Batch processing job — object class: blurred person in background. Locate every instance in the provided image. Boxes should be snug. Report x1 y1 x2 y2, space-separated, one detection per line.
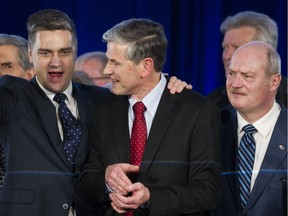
75 51 111 87
0 34 35 79
208 11 287 108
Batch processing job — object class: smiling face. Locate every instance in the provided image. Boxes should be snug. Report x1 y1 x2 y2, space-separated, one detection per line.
104 42 146 99
29 30 76 93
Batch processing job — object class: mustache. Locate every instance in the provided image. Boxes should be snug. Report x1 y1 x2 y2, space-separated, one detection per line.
230 89 247 95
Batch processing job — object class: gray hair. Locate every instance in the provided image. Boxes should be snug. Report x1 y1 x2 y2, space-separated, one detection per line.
239 41 281 76
220 11 278 49
27 9 78 54
266 44 281 76
103 18 167 72
76 51 108 68
0 34 33 70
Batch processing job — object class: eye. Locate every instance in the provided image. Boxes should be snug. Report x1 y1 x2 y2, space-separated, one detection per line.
227 71 234 77
243 74 252 79
39 51 51 57
59 49 72 56
1 63 13 69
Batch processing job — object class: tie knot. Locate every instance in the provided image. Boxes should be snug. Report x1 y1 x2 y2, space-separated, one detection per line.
133 101 146 115
53 93 67 104
242 124 257 134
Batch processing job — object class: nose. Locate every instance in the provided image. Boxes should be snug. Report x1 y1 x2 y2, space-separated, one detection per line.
103 62 113 75
223 47 235 63
227 74 243 88
50 54 61 67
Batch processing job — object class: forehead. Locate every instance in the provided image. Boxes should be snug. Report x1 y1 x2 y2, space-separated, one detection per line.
230 46 267 72
223 26 257 45
106 42 128 58
0 45 19 60
34 30 74 49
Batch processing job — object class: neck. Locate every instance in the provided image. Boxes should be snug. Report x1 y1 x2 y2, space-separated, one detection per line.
130 72 161 100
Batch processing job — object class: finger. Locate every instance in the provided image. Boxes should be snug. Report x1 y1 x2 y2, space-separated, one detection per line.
111 191 136 205
169 79 183 94
110 193 135 210
107 164 130 186
186 84 193 90
176 81 187 93
106 164 140 193
114 166 139 195
175 82 193 93
111 201 127 213
167 76 177 89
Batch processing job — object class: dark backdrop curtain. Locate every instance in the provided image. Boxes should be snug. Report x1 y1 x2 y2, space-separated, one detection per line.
1 0 286 95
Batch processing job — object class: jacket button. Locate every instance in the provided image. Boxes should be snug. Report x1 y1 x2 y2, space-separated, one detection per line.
62 203 69 210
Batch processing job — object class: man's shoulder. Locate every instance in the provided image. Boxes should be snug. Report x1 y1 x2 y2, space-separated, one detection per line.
163 88 220 115
175 88 215 106
0 75 30 87
73 82 111 102
220 105 236 122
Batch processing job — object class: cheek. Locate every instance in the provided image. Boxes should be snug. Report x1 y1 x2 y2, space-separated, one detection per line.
62 57 75 69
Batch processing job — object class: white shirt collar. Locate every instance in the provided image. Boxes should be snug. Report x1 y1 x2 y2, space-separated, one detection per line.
237 101 281 138
35 76 73 102
129 73 166 118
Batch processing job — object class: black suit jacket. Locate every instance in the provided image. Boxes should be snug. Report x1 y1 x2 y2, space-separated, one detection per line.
79 87 222 216
211 104 287 216
0 75 110 216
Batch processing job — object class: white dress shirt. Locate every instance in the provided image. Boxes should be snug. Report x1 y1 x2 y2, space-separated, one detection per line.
237 101 281 191
128 73 167 136
36 77 79 140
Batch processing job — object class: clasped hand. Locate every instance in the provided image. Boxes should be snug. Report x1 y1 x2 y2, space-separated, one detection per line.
105 163 150 213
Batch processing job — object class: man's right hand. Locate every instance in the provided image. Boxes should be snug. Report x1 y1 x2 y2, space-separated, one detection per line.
105 163 139 196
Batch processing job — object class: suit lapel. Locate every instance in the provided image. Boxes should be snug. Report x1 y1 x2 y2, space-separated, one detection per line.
245 108 287 212
30 78 71 168
222 108 241 210
141 89 179 173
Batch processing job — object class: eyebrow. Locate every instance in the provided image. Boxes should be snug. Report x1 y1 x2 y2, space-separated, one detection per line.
38 47 73 52
0 62 13 66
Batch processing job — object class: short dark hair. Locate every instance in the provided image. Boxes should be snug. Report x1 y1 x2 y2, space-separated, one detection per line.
27 9 78 53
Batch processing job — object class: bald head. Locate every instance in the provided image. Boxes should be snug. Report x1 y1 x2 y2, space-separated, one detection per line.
227 41 281 122
230 41 280 77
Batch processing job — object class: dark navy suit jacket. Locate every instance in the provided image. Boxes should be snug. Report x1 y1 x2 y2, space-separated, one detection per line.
211 104 287 216
0 75 110 216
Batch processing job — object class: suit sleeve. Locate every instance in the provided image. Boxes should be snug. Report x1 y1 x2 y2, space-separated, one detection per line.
147 100 222 215
76 107 110 206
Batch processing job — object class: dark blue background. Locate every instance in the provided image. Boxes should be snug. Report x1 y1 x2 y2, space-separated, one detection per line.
2 0 286 95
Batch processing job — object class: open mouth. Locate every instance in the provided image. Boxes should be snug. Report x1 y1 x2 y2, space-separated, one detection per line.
48 72 64 82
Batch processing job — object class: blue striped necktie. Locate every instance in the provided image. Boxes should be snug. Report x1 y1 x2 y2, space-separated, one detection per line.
53 93 82 167
238 124 257 209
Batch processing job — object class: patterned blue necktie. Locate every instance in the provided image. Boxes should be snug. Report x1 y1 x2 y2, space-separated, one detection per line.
53 93 82 167
238 124 257 209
